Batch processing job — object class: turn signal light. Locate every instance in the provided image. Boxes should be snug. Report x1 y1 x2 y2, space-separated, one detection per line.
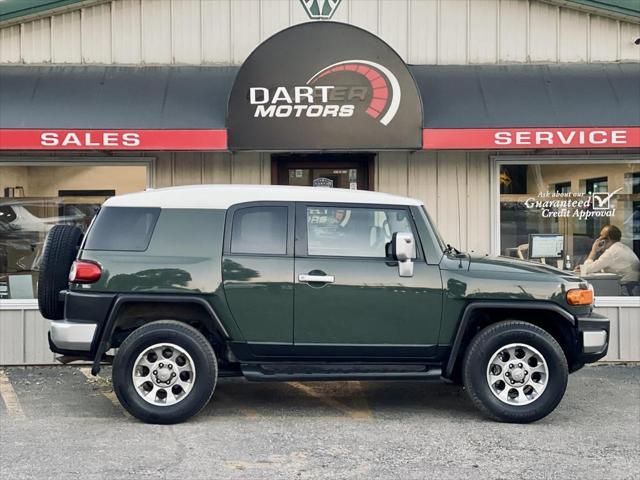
69 260 102 284
566 288 593 306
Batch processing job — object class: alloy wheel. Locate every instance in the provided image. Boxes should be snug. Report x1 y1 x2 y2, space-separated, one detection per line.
486 343 548 406
131 343 196 406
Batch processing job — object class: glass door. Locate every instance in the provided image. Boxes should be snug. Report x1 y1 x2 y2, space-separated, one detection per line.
273 154 372 190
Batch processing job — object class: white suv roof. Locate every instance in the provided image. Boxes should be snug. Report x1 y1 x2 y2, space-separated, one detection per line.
104 184 423 209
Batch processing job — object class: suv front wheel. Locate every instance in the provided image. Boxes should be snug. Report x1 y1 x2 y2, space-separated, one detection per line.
462 321 568 423
113 320 218 424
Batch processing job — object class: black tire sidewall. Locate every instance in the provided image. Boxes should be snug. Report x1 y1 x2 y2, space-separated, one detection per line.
463 324 568 423
113 322 217 424
37 225 82 320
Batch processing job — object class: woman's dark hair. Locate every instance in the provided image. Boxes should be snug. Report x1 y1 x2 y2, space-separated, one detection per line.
603 225 622 242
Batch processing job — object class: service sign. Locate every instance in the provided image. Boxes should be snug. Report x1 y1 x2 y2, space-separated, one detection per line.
422 127 640 150
227 22 423 151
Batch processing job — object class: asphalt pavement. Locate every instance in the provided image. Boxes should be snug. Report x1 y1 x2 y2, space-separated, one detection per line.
0 365 638 480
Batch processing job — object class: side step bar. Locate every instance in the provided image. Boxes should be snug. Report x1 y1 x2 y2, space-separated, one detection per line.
241 363 442 382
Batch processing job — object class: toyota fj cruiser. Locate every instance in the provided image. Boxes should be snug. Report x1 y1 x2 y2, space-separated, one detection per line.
40 185 609 424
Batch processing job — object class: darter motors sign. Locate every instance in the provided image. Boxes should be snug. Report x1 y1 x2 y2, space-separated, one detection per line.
248 59 401 125
227 22 422 151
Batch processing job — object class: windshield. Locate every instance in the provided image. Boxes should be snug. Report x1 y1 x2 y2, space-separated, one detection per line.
420 206 447 253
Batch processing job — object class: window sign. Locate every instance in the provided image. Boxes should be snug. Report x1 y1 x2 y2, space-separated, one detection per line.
312 177 334 188
498 160 640 297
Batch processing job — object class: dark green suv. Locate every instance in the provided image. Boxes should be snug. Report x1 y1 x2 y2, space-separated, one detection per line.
40 185 609 424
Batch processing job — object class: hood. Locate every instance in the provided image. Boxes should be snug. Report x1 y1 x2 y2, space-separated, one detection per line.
469 255 577 278
441 254 589 306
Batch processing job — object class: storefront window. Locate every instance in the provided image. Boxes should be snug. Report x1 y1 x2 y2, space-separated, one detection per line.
0 164 148 300
498 160 640 297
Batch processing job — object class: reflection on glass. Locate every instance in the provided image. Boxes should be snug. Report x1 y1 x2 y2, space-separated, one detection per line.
307 206 412 257
0 165 148 299
288 167 358 189
499 161 640 297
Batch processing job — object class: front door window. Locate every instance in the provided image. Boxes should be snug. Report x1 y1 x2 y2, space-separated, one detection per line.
305 206 413 257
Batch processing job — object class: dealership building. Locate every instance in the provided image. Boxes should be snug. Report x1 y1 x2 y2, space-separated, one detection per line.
0 0 638 365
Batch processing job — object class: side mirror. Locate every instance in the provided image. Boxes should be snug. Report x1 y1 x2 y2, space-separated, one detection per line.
392 232 416 277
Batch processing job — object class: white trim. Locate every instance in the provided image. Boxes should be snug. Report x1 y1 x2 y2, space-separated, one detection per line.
0 299 39 310
595 296 640 307
491 154 640 306
104 184 424 210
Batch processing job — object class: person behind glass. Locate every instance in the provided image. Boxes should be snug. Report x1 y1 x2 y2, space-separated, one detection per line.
576 225 640 295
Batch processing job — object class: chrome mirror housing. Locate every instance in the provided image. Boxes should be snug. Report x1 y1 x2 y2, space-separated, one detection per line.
393 232 416 277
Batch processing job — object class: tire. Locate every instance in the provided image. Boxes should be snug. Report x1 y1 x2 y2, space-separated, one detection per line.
113 320 217 424
462 320 568 423
37 225 83 320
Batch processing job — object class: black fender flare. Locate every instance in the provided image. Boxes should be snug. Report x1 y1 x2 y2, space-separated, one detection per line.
443 301 576 380
91 294 229 375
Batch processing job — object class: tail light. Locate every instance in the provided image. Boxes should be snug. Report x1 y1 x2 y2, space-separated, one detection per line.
69 260 102 284
566 287 593 306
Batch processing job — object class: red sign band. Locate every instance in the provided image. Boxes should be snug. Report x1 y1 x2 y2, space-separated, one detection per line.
0 127 638 151
422 127 640 150
0 129 227 150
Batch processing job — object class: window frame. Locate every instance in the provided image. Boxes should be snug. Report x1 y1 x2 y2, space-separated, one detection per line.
223 201 295 257
295 202 425 261
491 155 640 306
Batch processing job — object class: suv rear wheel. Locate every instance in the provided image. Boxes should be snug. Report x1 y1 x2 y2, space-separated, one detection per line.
113 320 217 424
462 320 568 423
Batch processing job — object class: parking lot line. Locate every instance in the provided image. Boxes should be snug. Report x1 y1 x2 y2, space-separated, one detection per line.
287 381 373 420
78 367 129 417
346 381 373 420
0 369 25 418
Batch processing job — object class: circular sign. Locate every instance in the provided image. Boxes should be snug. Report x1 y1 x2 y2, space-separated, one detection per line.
227 22 422 151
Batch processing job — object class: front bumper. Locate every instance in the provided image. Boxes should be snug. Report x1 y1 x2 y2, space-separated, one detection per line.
576 312 609 364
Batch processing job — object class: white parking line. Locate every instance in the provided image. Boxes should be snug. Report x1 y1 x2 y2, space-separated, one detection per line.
288 381 373 420
79 367 129 417
0 369 25 418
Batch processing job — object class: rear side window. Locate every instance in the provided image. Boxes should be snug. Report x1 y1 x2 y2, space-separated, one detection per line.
84 207 160 251
231 206 287 255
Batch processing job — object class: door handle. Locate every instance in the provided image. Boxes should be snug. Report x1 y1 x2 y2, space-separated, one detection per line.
298 274 335 284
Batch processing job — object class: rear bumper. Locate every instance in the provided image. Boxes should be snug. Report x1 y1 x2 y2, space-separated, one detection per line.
576 312 609 364
48 290 115 356
50 321 96 351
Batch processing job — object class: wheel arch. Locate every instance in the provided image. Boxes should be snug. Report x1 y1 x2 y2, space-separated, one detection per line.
443 302 579 382
91 294 229 375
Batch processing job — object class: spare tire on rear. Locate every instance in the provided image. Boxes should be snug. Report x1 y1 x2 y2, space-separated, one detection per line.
37 225 83 320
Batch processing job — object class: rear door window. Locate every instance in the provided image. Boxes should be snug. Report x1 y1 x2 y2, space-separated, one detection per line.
83 207 160 251
230 206 288 255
